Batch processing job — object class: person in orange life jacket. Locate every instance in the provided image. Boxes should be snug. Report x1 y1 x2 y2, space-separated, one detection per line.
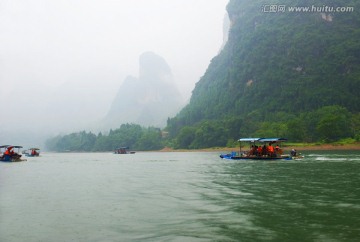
267 144 274 156
4 147 14 156
275 145 283 155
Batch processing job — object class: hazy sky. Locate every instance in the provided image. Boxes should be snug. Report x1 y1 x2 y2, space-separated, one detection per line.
0 0 229 145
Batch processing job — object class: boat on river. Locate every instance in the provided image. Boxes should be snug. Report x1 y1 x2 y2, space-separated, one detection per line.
23 148 40 157
114 147 135 154
220 138 303 160
0 145 27 162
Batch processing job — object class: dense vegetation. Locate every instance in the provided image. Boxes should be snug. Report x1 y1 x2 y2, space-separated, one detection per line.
45 124 163 152
45 104 360 151
166 0 360 148
46 0 360 151
169 105 360 149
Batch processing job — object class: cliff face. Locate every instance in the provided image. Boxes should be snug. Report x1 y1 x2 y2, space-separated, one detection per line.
105 52 184 128
170 0 360 127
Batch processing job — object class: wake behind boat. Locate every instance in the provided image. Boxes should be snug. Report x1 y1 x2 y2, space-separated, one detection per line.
220 138 303 160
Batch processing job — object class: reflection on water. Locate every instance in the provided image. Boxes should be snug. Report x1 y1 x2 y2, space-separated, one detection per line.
1 151 360 241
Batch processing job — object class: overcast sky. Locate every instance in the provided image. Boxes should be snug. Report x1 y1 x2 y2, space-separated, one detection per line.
0 0 229 145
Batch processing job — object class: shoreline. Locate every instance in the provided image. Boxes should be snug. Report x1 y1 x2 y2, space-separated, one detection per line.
158 143 360 152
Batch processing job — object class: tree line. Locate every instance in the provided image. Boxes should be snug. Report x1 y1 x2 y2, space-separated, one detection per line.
168 105 360 149
45 124 163 152
45 105 359 151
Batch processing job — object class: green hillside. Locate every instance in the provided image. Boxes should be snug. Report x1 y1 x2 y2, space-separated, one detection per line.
167 0 360 148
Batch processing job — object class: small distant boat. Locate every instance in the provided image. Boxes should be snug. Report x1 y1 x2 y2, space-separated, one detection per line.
0 145 27 162
114 147 135 154
220 138 303 160
290 148 305 160
24 148 40 157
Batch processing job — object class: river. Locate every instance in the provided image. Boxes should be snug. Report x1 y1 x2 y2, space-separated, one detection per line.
1 150 360 241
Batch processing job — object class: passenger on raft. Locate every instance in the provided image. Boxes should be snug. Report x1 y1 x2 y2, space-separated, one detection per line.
257 146 263 156
248 145 258 156
275 145 283 155
262 145 267 156
4 147 15 156
31 149 38 156
267 144 275 157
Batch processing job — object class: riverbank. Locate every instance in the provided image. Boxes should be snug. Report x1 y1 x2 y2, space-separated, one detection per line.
159 143 360 152
284 143 360 151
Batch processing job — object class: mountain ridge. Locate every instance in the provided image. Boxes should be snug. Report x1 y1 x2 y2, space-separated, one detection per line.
166 0 360 147
105 51 184 128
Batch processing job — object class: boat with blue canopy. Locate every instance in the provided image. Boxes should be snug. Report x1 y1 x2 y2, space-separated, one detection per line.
220 138 301 160
0 145 27 162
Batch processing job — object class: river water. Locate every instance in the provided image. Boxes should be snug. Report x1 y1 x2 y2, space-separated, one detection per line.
1 150 360 241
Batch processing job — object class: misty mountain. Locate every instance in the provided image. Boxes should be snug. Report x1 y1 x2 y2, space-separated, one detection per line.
167 0 360 146
104 52 184 128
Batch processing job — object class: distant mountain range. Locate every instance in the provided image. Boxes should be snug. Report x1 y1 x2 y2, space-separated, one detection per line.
104 52 184 128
